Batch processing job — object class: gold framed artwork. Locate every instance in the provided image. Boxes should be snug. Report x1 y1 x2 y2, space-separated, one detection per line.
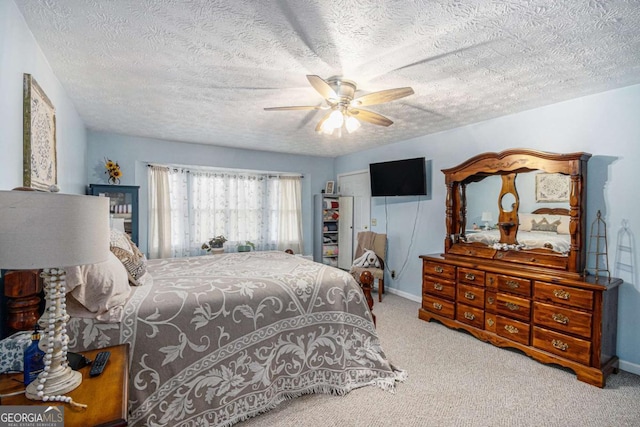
23 73 57 191
535 173 569 202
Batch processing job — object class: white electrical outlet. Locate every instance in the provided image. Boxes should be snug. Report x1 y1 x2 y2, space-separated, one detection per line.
371 218 377 226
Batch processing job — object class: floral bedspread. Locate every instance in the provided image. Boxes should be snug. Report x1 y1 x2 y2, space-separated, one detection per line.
68 251 404 426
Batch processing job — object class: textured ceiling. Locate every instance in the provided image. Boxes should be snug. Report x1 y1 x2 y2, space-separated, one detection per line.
16 0 640 157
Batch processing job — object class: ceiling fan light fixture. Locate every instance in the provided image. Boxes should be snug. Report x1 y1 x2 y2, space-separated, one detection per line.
345 115 361 133
326 109 344 129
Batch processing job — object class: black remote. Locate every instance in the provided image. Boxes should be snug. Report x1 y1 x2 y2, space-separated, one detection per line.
89 351 111 377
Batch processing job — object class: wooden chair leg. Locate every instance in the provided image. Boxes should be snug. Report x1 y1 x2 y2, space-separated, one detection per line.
378 278 384 302
359 271 376 326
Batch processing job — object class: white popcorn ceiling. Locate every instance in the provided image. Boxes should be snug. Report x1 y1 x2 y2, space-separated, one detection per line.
15 0 640 157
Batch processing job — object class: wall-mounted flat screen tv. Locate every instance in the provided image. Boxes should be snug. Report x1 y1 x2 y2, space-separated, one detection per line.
369 157 427 197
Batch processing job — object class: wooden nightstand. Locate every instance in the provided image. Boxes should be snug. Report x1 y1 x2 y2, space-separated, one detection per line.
0 343 129 426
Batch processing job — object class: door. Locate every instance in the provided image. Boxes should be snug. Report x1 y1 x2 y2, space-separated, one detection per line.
338 170 371 258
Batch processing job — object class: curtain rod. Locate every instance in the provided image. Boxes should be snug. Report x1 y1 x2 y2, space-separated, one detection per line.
147 163 304 178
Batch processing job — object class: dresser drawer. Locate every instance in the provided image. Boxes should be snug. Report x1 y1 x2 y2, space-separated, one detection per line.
485 291 497 313
534 281 593 311
533 327 591 365
423 277 456 300
533 302 592 339
456 303 484 329
423 260 456 281
457 268 485 287
496 274 531 297
422 295 455 319
497 293 531 322
496 316 530 345
457 283 485 309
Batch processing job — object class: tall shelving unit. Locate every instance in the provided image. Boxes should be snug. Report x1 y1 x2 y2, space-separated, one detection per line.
313 194 353 269
89 184 140 245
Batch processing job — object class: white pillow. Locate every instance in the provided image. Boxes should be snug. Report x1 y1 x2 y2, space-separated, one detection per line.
65 252 131 323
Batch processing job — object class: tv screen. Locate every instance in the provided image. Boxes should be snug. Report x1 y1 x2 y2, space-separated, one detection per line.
369 157 427 197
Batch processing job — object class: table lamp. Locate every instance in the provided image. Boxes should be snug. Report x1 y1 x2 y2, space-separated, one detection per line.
0 190 109 404
481 211 493 230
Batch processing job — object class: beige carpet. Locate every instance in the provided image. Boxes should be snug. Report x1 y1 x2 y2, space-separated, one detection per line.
239 293 640 426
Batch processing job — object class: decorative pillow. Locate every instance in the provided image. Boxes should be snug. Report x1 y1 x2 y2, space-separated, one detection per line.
64 251 131 323
531 217 561 232
519 213 570 234
109 229 151 286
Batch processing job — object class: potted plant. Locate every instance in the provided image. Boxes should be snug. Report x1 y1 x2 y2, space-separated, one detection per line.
237 241 255 252
201 235 227 254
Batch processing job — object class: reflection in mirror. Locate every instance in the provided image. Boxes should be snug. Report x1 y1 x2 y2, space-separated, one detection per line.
465 176 500 231
500 192 516 212
463 171 571 253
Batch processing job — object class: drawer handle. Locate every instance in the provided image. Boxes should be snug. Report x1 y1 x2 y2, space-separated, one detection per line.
464 291 476 300
433 283 444 291
552 339 568 351
465 273 476 281
552 313 569 325
505 302 520 311
505 280 520 289
489 277 495 285
487 297 495 304
553 289 570 300
434 266 444 273
504 324 519 334
487 318 495 327
464 312 475 321
432 302 443 310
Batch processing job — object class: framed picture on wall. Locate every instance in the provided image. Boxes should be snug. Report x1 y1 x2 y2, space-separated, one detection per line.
23 73 57 191
325 181 335 195
535 173 570 202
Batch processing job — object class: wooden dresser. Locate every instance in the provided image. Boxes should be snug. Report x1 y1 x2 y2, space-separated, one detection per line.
420 149 621 387
419 255 620 387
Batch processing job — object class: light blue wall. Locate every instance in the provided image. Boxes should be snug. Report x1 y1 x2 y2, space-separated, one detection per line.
0 1 88 193
336 83 640 373
87 131 334 256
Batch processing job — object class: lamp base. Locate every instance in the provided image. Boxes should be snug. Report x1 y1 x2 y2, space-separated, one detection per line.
25 368 81 400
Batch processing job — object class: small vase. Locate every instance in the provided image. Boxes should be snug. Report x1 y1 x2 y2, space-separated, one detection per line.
210 247 224 255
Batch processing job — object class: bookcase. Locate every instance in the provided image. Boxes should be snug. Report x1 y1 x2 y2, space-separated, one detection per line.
313 194 353 269
89 184 140 245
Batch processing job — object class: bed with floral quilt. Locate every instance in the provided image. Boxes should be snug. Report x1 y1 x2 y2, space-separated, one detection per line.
65 250 405 427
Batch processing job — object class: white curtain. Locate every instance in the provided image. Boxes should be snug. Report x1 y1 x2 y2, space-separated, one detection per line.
148 166 303 257
147 166 172 259
275 176 303 253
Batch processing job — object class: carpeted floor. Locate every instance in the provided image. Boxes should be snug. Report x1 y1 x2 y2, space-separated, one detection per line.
239 293 640 426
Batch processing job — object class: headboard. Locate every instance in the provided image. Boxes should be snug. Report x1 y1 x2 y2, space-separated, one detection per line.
442 149 591 275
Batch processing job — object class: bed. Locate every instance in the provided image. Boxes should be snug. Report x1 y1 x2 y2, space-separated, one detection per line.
462 208 572 254
64 249 404 427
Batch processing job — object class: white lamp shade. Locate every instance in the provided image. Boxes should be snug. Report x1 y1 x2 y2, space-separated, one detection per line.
0 191 110 269
481 212 493 222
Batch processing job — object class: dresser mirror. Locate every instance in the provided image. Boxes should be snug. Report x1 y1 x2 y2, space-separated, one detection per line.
442 149 590 275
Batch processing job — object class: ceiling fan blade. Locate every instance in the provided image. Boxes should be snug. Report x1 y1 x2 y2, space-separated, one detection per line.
350 108 393 127
315 111 333 132
307 75 338 101
352 87 414 107
264 106 324 111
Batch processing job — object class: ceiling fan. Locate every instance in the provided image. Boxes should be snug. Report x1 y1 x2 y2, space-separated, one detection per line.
264 75 414 134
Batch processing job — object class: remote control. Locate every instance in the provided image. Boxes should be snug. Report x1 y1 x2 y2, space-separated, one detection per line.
89 351 111 377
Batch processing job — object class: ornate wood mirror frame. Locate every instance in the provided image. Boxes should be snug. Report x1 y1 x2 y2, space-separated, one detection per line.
442 149 591 276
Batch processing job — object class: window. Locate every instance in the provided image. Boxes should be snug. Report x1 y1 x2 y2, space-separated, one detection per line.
148 166 303 258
